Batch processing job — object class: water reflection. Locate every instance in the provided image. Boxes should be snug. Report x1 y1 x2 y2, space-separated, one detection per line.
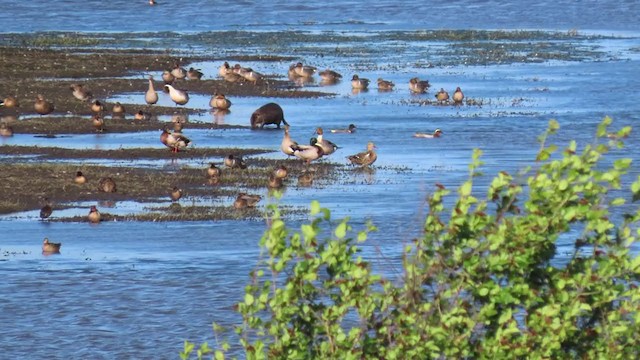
211 108 230 125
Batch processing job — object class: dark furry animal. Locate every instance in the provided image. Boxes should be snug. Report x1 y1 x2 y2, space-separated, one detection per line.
250 102 288 129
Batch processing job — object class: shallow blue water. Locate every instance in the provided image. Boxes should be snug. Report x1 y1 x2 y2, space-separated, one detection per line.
1 1 640 359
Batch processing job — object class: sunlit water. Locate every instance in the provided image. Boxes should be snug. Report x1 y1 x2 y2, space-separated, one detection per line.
1 1 640 358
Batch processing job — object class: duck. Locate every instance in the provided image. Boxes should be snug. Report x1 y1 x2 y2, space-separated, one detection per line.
330 124 356 134
209 93 232 110
409 77 430 93
149 0 157 5
293 62 317 77
224 154 247 169
241 69 263 83
170 186 183 202
187 67 204 80
319 69 342 83
347 142 377 167
134 110 151 121
0 122 14 137
70 84 93 101
164 84 189 106
92 114 105 132
34 94 54 115
453 87 464 104
377 78 395 91
414 129 443 138
273 165 288 179
315 127 338 155
162 70 175 84
90 100 105 113
40 198 53 220
146 75 159 105
160 128 191 152
435 88 449 103
98 177 117 193
1 96 18 108
219 61 233 77
280 125 299 157
88 205 101 223
112 102 125 117
351 75 370 90
207 163 221 178
42 238 61 254
74 171 87 184
223 71 244 83
233 193 262 209
171 63 187 80
268 174 283 189
293 138 324 165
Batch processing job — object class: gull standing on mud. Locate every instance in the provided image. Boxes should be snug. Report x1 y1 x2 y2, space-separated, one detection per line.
164 84 189 106
146 76 159 105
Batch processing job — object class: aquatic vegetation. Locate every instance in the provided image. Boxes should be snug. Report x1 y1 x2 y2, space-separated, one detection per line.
182 118 640 359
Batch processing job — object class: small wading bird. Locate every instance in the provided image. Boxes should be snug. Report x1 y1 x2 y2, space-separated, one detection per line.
347 142 377 167
42 238 61 254
146 76 159 105
70 84 93 101
34 94 54 115
414 129 443 138
160 128 191 153
74 171 87 184
164 84 189 106
330 124 356 134
435 88 449 103
409 77 430 93
453 86 464 104
377 78 395 91
88 205 101 223
40 198 53 220
351 74 370 90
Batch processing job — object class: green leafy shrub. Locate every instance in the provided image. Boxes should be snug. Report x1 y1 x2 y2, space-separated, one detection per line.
182 118 640 359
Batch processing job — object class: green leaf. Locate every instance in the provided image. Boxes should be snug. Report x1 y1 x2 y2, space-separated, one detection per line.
245 293 254 306
310 200 321 215
459 181 472 197
215 350 225 360
335 221 347 239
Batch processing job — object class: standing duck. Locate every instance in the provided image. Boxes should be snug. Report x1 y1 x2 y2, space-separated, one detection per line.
330 124 356 134
74 171 87 184
164 84 189 106
98 177 117 193
347 142 377 167
160 128 191 152
170 186 183 202
0 122 14 137
34 94 54 115
134 110 151 121
435 88 449 103
91 100 105 113
88 205 101 223
40 198 53 220
162 70 175 84
218 61 233 77
207 163 221 178
351 75 370 90
315 127 338 156
453 87 464 105
409 77 430 93
377 78 395 91
146 76 159 105
293 138 324 165
42 238 61 254
224 154 247 169
70 84 93 101
209 93 232 110
280 125 299 157
414 129 443 138
92 114 105 132
112 102 125 117
187 67 204 80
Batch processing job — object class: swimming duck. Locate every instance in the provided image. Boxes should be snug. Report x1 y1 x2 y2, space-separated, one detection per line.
347 142 377 167
1 96 18 108
146 76 159 105
293 62 317 77
315 127 338 155
162 70 175 84
209 93 232 110
414 129 443 138
171 63 187 80
170 186 183 202
293 138 324 165
75 171 87 184
453 87 464 104
34 94 54 115
268 173 283 189
330 124 356 134
70 84 93 101
207 163 221 178
134 110 151 121
42 238 61 254
0 122 14 137
233 193 262 209
351 75 370 90
92 114 105 132
112 102 125 117
98 177 117 193
40 198 53 220
149 0 157 5
164 84 189 106
377 78 395 91
160 128 191 152
273 165 288 179
224 154 247 169
187 67 204 80
280 125 299 157
435 88 449 103
319 69 342 82
88 205 101 223
409 77 430 93
219 62 233 77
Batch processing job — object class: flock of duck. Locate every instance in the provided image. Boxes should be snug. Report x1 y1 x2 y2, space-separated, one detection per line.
1 59 465 255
